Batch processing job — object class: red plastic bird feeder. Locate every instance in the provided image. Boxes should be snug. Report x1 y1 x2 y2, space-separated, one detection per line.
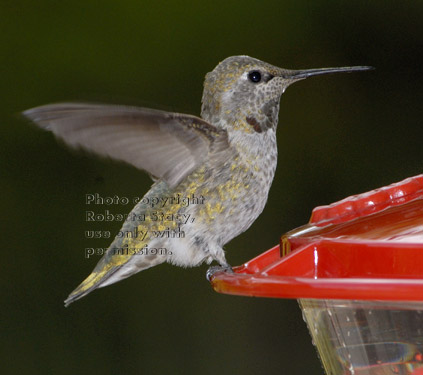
209 175 423 375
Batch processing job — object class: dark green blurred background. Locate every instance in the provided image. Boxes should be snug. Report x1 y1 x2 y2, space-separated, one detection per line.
2 1 423 374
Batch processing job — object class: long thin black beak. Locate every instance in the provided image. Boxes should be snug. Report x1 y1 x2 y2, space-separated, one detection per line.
285 66 374 80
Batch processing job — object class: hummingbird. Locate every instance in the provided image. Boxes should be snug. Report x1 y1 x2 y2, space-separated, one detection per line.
23 56 372 306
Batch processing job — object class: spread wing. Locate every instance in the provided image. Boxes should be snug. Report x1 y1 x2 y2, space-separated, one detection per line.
23 103 229 187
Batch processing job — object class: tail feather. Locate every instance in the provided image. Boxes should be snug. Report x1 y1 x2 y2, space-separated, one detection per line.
64 263 121 307
64 251 167 306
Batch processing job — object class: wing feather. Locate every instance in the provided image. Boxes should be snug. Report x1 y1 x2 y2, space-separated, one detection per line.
23 103 229 187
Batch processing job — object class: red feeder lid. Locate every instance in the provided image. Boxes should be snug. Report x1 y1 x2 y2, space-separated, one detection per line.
210 175 423 301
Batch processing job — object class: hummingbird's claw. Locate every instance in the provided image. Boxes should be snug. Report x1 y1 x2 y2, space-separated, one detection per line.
206 264 234 282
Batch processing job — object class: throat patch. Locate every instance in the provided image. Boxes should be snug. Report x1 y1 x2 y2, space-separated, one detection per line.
246 116 262 133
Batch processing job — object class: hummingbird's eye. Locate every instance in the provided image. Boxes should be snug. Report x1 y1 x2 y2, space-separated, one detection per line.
248 70 262 83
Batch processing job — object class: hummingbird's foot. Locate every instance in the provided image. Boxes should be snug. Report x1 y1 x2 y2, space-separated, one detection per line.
206 264 234 282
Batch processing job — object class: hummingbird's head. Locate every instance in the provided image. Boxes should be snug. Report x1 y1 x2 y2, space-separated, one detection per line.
201 55 288 133
201 55 372 134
